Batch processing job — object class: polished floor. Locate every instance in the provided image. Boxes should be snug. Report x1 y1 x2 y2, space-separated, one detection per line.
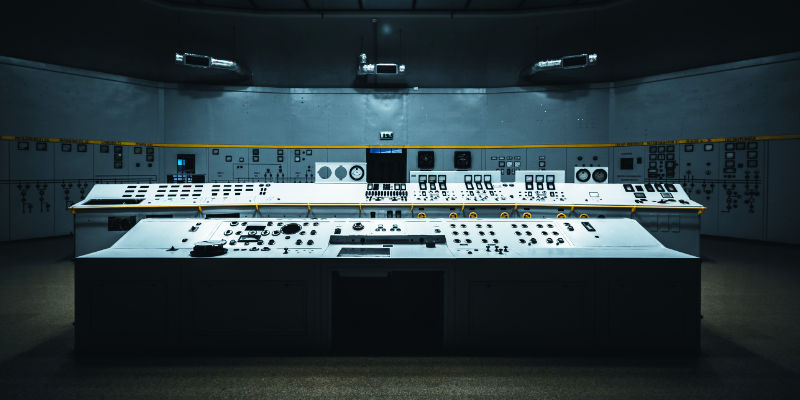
1 236 799 399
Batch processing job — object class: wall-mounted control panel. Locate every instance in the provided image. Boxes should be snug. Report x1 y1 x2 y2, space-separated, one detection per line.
3 138 788 248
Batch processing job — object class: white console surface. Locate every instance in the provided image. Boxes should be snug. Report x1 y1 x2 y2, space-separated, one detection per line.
84 218 693 259
72 182 703 209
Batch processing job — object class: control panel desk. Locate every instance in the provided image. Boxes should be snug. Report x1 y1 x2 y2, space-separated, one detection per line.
71 182 704 256
76 218 700 355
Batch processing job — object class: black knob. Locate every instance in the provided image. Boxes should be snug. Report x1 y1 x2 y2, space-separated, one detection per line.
190 240 227 257
281 223 302 235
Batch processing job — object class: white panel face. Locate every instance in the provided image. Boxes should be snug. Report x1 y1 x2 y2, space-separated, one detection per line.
409 170 501 188
86 218 692 260
74 182 703 209
573 167 609 184
314 162 366 183
514 170 565 190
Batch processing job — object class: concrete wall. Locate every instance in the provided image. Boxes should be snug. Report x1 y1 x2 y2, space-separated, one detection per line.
0 59 164 143
163 86 609 146
609 53 800 142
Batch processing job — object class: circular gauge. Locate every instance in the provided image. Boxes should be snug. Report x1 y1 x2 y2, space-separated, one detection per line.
575 168 591 182
592 168 608 183
334 166 347 180
317 166 332 180
349 165 365 181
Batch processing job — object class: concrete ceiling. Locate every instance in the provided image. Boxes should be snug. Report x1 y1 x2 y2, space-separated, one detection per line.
1 0 798 88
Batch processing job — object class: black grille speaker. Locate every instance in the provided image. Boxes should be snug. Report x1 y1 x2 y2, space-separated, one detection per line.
417 151 435 169
454 151 471 169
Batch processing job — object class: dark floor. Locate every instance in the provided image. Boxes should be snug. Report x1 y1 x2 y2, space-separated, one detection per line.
1 236 799 399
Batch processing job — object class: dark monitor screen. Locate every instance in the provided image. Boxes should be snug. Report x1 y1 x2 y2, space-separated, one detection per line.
620 157 634 170
366 148 407 183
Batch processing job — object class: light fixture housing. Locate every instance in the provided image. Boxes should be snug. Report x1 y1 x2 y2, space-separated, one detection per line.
526 53 598 76
357 53 406 76
175 52 244 74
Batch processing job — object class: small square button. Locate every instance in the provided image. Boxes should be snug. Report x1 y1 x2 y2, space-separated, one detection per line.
212 148 220 155
306 149 312 156
61 143 72 152
146 147 154 155
294 156 300 162
77 144 87 152
277 156 283 162
225 155 232 162
133 146 142 154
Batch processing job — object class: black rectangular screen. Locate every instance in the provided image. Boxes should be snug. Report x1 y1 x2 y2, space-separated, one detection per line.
620 157 634 170
366 149 407 183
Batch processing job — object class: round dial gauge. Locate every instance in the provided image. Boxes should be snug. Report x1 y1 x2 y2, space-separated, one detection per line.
592 168 608 183
575 168 591 182
349 165 365 181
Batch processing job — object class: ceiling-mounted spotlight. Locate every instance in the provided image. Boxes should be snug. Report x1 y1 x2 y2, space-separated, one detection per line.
175 52 244 75
357 53 406 76
525 53 598 76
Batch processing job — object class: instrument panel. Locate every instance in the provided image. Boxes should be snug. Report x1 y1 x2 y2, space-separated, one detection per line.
90 217 691 259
